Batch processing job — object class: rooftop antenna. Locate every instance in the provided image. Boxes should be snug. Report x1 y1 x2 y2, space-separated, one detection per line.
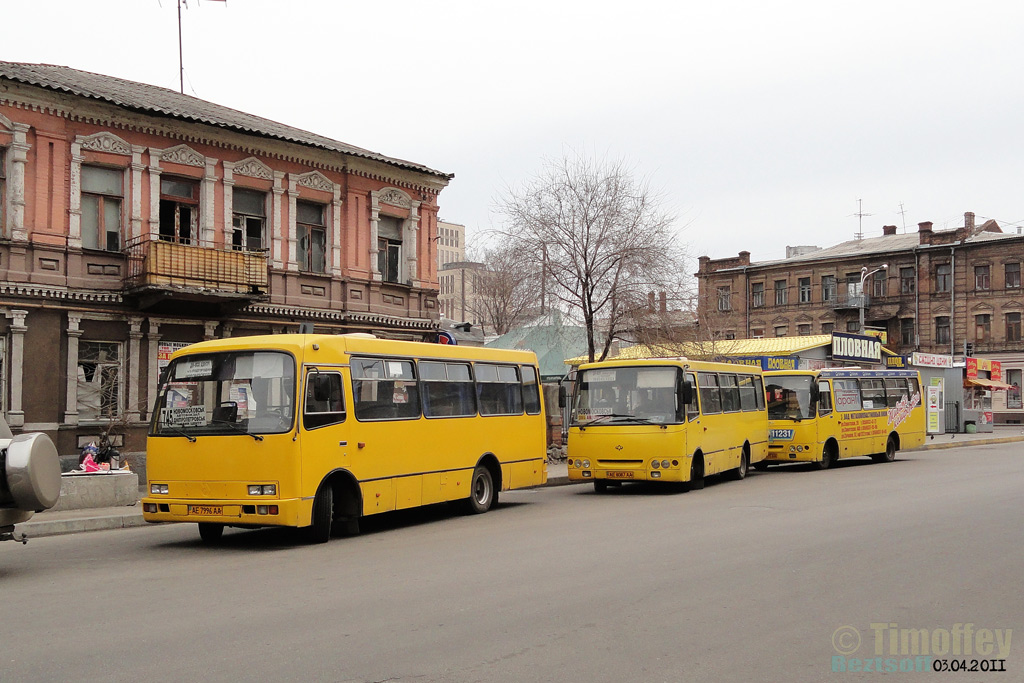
177 0 185 93
850 199 873 240
898 202 908 234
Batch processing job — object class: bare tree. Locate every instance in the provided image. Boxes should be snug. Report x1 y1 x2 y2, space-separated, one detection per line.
497 151 689 362
469 242 540 336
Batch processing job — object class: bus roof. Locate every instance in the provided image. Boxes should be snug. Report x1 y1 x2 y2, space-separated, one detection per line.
168 334 539 365
577 357 764 374
764 368 919 379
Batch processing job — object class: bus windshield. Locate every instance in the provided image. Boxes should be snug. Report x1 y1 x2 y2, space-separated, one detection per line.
152 351 296 437
765 375 814 421
572 366 681 425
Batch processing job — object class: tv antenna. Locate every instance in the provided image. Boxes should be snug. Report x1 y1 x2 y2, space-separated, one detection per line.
850 199 873 240
898 202 908 233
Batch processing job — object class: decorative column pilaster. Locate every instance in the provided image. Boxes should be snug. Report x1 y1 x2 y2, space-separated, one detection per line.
369 191 381 281
202 157 217 244
332 185 343 274
127 317 144 422
6 309 27 427
272 171 285 268
223 161 236 249
146 319 162 420
9 123 31 242
130 146 145 242
64 313 83 426
407 200 421 286
147 149 163 239
68 140 84 248
286 175 299 271
204 321 219 341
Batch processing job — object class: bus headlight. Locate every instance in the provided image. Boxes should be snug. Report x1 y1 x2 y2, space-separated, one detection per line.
150 483 169 495
248 484 277 496
661 460 671 469
581 460 591 469
651 460 660 469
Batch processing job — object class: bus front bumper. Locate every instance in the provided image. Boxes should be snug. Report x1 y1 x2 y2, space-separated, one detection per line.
141 497 305 527
765 444 821 462
566 461 688 484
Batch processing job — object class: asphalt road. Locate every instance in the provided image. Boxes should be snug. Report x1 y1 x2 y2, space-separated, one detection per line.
2 444 1022 682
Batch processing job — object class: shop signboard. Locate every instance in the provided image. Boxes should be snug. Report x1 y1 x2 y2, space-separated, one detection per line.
911 352 953 368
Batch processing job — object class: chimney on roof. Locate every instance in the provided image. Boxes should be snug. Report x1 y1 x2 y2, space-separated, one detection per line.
882 225 897 236
659 291 667 313
918 221 934 245
965 212 975 230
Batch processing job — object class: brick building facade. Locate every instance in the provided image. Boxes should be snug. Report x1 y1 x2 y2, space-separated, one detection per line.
696 213 1024 422
0 62 452 454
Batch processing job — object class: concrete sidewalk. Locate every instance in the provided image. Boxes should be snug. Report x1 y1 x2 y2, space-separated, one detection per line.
14 426 1024 540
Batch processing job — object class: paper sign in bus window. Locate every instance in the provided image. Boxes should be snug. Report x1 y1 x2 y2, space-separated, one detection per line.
178 359 213 379
166 405 206 427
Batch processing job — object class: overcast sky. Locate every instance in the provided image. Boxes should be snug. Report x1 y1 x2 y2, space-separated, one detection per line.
4 1 1024 266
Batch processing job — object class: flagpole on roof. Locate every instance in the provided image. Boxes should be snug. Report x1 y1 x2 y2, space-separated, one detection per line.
178 0 185 93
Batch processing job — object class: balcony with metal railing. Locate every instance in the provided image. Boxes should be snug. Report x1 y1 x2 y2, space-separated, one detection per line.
123 235 268 310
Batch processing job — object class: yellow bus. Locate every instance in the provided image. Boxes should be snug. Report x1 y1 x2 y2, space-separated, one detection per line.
762 368 925 469
142 334 547 543
564 358 768 491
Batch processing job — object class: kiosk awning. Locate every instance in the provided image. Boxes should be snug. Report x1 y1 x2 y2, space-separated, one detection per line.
964 378 1014 390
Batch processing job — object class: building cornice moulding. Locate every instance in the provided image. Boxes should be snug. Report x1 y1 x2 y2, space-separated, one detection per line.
0 281 123 303
0 84 446 196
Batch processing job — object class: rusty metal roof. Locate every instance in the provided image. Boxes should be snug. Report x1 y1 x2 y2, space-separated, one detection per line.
0 61 452 180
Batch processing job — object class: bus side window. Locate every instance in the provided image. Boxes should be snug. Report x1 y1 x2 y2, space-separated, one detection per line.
697 372 722 414
720 374 741 412
521 365 542 415
884 378 905 407
753 376 765 410
685 372 700 421
738 374 758 411
304 372 346 430
817 381 833 416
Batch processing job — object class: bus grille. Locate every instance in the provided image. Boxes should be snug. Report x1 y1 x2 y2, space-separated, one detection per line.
596 459 644 467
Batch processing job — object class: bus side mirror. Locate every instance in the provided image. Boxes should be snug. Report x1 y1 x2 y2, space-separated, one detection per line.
810 384 820 406
311 373 330 402
558 383 567 408
679 380 693 405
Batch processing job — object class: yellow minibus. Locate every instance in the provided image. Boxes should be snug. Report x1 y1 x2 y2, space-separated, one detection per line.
142 334 547 542
565 358 768 490
762 368 925 468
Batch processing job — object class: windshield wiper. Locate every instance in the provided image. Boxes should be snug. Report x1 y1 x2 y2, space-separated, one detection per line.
162 425 197 442
579 413 665 429
211 419 264 441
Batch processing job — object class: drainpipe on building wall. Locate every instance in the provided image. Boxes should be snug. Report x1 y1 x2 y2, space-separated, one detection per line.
743 266 750 338
950 246 956 358
914 247 921 348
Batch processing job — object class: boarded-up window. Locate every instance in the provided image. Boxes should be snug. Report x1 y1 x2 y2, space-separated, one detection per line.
78 341 122 420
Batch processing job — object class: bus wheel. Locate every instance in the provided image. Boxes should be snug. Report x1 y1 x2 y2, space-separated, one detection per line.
465 466 495 514
198 523 224 543
728 448 749 481
687 456 705 491
816 444 836 470
593 480 609 493
873 437 897 463
306 484 333 544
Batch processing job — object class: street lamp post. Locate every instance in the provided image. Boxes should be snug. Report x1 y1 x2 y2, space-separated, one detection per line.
859 264 889 334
